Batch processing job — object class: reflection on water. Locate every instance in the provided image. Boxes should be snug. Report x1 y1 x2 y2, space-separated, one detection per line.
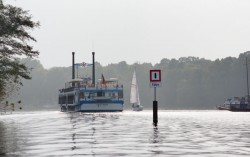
0 121 7 155
150 126 162 144
1 111 250 156
0 117 24 157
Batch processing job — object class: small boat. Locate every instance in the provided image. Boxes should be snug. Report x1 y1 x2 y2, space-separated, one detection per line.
218 56 250 112
58 52 124 112
217 96 250 111
130 70 143 111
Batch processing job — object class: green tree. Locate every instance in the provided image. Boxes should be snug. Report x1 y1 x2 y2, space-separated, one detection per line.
0 0 39 100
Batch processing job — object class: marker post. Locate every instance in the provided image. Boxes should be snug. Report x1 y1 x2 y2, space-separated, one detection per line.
150 70 161 126
153 87 158 125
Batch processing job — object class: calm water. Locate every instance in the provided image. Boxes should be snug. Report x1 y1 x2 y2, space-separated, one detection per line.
1 110 250 157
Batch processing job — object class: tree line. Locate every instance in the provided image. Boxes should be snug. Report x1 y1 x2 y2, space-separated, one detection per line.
11 52 250 110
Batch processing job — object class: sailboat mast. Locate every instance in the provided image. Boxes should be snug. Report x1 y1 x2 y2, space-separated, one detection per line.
136 74 140 105
72 52 75 79
246 56 249 104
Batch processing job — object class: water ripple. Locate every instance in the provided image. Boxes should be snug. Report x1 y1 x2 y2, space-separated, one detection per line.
1 111 250 156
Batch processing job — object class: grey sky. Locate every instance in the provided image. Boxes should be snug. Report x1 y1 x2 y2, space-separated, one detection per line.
8 0 250 69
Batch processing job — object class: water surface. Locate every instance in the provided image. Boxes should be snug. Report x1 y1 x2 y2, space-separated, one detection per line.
1 110 250 156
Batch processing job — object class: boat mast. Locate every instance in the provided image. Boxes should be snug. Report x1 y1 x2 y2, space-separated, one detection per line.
72 52 75 79
246 56 249 104
92 52 95 85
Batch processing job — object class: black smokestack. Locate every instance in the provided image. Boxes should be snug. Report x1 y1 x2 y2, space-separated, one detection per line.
72 52 75 79
92 52 95 85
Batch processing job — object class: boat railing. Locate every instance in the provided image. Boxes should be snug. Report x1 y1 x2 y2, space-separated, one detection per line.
95 84 123 89
59 83 123 93
59 87 75 93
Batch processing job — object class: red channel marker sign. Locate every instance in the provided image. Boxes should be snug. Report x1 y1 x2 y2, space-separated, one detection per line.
150 70 161 87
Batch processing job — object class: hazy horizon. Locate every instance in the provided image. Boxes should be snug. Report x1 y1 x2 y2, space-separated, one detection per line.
24 52 248 70
7 0 250 69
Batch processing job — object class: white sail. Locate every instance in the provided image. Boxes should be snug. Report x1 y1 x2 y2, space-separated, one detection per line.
130 71 139 104
130 71 143 111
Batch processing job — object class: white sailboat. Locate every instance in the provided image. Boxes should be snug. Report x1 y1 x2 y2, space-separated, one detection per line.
130 71 143 111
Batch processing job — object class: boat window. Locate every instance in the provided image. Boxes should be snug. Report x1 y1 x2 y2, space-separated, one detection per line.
88 92 95 98
97 91 104 97
80 92 84 99
67 95 74 104
118 91 123 98
59 95 67 104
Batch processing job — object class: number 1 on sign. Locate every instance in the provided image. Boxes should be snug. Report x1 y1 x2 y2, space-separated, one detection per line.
152 72 159 80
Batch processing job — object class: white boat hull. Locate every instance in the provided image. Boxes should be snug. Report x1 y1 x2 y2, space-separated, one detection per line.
60 103 123 112
80 103 123 112
132 105 143 111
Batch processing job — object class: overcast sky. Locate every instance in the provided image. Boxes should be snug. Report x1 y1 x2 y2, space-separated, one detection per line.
7 0 250 69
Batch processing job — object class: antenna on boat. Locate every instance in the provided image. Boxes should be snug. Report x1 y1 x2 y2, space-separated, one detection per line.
92 52 95 85
72 52 75 79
